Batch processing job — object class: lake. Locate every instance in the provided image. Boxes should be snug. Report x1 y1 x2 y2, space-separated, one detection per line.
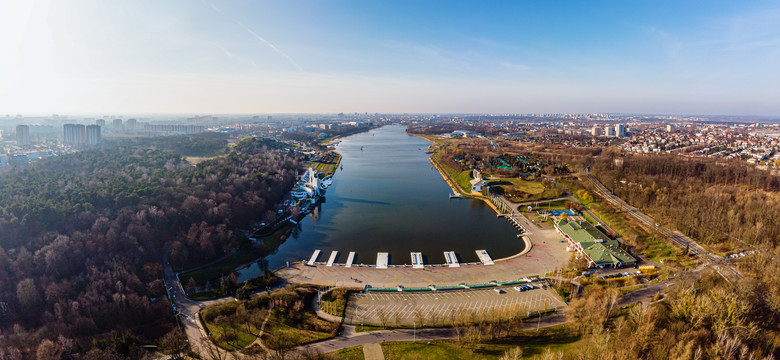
237 124 523 280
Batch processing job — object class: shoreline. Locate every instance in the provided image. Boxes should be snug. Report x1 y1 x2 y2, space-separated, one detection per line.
410 131 529 260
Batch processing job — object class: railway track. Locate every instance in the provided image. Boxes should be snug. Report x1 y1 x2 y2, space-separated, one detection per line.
585 174 741 281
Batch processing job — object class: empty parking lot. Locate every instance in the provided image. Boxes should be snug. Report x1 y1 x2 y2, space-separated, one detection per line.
343 286 566 327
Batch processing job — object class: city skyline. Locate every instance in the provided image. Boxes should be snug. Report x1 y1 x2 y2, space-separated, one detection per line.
2 0 780 115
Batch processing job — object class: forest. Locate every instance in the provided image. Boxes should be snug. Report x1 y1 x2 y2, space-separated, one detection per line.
590 151 780 251
0 134 304 358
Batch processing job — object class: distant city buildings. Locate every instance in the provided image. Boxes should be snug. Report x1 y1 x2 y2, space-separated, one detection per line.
96 119 106 127
63 124 86 145
16 125 30 146
126 118 137 130
606 126 616 137
592 126 602 136
86 125 101 145
143 124 205 135
113 119 123 130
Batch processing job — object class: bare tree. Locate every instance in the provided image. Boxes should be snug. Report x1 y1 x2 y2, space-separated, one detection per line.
200 336 233 360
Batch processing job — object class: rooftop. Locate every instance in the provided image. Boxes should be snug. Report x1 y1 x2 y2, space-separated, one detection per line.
556 219 635 265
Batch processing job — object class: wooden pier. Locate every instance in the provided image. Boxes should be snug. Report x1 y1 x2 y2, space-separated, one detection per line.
411 252 424 269
308 249 321 266
345 251 356 268
444 251 460 267
326 251 338 267
376 252 389 269
475 250 494 265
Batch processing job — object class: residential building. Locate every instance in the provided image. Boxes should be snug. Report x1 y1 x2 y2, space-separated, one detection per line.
616 124 627 137
63 124 86 145
16 125 30 146
86 125 101 145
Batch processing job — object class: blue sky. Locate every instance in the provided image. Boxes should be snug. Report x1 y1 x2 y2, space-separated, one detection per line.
1 0 779 115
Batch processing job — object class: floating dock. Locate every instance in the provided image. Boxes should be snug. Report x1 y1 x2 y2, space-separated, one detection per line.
444 251 460 267
476 250 494 265
345 251 356 268
326 251 338 267
411 252 424 269
376 252 389 269
308 249 321 265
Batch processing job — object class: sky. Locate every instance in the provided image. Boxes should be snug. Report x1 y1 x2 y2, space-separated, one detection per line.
1 0 780 115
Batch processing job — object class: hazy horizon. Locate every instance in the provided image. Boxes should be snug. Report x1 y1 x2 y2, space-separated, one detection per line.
2 1 780 115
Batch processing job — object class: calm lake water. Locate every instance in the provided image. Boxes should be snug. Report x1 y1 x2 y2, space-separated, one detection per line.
236 125 523 281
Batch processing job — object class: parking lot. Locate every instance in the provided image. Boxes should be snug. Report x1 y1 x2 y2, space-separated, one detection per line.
343 286 566 327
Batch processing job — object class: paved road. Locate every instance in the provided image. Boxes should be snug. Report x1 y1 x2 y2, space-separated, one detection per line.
162 258 233 355
299 313 570 355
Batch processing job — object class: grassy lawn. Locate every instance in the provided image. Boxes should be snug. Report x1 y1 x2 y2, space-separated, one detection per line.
433 152 473 193
204 318 260 350
262 312 338 348
381 325 583 359
355 325 386 333
329 345 365 359
201 286 340 351
528 199 570 210
311 152 341 176
487 178 545 195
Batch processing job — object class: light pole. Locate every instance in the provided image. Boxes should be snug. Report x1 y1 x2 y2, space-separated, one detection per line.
413 321 416 342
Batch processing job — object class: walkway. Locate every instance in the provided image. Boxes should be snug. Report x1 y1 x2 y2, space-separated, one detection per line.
363 343 385 360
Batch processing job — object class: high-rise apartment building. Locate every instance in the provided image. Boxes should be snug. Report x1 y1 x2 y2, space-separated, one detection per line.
63 124 86 145
606 126 616 137
592 126 602 136
86 125 101 145
113 119 123 129
126 118 137 130
616 124 627 137
96 119 106 127
16 125 30 146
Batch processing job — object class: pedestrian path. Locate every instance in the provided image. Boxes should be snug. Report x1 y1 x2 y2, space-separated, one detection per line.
363 343 385 360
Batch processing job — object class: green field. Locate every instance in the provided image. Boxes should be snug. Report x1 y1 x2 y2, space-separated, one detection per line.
204 319 259 350
487 178 545 195
330 345 365 359
201 286 339 351
381 325 582 359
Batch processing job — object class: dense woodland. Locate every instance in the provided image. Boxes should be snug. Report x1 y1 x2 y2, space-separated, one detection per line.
0 134 304 358
591 152 780 250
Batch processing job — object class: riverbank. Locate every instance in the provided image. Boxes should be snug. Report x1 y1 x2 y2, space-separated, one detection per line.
412 132 505 217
